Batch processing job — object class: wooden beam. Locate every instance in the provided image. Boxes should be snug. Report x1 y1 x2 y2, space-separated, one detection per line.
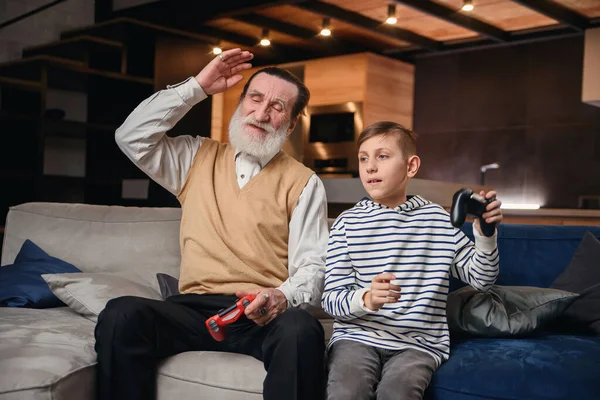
390 26 584 60
233 13 316 40
210 0 310 19
393 0 510 42
296 1 442 51
511 0 589 32
233 13 380 55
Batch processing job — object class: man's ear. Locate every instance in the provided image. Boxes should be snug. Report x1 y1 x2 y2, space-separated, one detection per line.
407 155 421 178
286 118 298 137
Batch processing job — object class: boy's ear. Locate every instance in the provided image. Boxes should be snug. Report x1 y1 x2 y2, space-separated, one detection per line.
407 155 421 178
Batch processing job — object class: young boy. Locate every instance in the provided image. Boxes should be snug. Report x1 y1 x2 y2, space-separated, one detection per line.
322 121 503 400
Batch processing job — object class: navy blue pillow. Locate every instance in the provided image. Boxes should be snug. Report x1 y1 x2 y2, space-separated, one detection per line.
0 239 81 308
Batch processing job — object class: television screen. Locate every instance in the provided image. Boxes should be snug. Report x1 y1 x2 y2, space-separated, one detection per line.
309 112 355 143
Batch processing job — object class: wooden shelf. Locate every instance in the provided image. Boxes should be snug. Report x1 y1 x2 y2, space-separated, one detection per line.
0 76 41 91
42 175 122 185
61 17 216 44
0 112 116 138
0 55 153 92
23 36 124 65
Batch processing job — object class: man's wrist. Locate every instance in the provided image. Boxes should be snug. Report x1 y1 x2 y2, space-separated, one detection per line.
168 77 207 107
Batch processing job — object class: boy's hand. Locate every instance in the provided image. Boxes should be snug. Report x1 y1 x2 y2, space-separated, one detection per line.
364 273 401 311
474 190 503 235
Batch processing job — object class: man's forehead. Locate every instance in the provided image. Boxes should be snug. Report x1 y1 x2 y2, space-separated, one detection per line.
248 73 298 101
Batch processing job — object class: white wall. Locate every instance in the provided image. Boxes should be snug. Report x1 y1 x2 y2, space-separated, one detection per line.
0 0 94 63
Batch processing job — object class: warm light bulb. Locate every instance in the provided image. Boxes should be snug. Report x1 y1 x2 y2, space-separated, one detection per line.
320 28 331 36
260 28 271 46
386 4 397 24
462 0 474 11
212 47 222 55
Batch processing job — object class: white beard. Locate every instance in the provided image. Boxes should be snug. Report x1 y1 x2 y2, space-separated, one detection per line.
228 106 290 160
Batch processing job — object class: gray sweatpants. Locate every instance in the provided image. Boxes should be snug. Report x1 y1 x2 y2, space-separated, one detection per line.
326 340 438 400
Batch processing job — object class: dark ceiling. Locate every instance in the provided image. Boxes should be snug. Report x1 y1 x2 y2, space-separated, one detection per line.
109 0 600 65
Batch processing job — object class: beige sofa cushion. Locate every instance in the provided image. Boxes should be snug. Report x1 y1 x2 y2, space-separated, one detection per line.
1 203 182 292
157 352 264 400
0 308 96 400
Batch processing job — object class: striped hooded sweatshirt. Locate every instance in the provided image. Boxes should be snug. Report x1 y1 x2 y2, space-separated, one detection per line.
322 195 499 366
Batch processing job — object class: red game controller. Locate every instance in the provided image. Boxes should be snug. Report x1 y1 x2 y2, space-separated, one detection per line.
205 294 256 341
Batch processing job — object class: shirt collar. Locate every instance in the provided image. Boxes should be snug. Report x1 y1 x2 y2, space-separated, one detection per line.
234 148 279 169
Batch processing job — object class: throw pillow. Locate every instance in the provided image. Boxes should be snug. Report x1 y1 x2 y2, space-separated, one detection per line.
156 273 180 299
42 272 163 322
446 285 578 337
0 239 81 308
551 231 600 335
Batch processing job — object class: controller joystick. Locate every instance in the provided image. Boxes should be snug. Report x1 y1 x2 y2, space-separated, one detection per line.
450 188 496 237
205 294 256 341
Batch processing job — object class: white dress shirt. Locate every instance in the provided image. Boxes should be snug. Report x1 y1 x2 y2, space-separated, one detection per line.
115 76 328 308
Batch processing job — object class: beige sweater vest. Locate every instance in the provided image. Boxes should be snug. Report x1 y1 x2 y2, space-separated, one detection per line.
177 138 314 295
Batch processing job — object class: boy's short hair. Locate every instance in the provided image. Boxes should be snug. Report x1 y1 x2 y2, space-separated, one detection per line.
357 121 418 159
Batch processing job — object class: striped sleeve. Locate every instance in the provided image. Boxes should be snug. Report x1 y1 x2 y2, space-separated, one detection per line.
450 227 499 291
321 218 369 320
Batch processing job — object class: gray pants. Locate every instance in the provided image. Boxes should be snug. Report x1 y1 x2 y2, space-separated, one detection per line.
326 340 437 400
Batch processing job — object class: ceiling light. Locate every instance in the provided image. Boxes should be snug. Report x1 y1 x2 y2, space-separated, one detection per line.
260 28 271 46
386 4 397 24
462 0 474 11
212 46 222 55
320 17 331 36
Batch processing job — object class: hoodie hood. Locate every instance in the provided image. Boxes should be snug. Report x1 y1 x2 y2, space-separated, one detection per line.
357 195 431 212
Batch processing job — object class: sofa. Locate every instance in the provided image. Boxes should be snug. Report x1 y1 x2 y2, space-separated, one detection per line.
1 201 599 400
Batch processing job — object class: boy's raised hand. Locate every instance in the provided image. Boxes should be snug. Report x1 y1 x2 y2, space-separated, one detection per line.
364 273 401 311
474 190 503 235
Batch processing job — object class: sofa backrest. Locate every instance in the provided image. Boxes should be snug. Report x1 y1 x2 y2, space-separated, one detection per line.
461 222 600 288
1 202 182 291
3 202 598 292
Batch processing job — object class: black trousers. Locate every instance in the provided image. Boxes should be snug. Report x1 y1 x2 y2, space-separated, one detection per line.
94 293 325 400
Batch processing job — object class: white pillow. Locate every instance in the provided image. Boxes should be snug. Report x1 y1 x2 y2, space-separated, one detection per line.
42 272 162 322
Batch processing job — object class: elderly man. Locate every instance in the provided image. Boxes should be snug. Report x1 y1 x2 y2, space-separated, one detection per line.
94 48 329 400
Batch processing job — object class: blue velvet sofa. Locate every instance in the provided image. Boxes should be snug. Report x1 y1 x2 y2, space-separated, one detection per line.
426 223 600 400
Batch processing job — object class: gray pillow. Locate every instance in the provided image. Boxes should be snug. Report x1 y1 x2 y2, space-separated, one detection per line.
42 272 163 322
446 285 579 337
156 273 180 300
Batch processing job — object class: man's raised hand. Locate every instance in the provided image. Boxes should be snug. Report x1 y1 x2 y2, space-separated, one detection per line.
195 48 254 96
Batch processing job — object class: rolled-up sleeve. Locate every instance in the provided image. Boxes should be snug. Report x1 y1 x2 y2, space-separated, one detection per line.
278 175 328 308
115 76 207 195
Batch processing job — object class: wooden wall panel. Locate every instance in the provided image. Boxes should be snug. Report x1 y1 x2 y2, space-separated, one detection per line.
414 36 600 209
303 53 367 106
154 37 213 139
364 53 414 128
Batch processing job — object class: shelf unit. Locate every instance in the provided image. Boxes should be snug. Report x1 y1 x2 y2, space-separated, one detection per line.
0 19 173 225
0 17 219 226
